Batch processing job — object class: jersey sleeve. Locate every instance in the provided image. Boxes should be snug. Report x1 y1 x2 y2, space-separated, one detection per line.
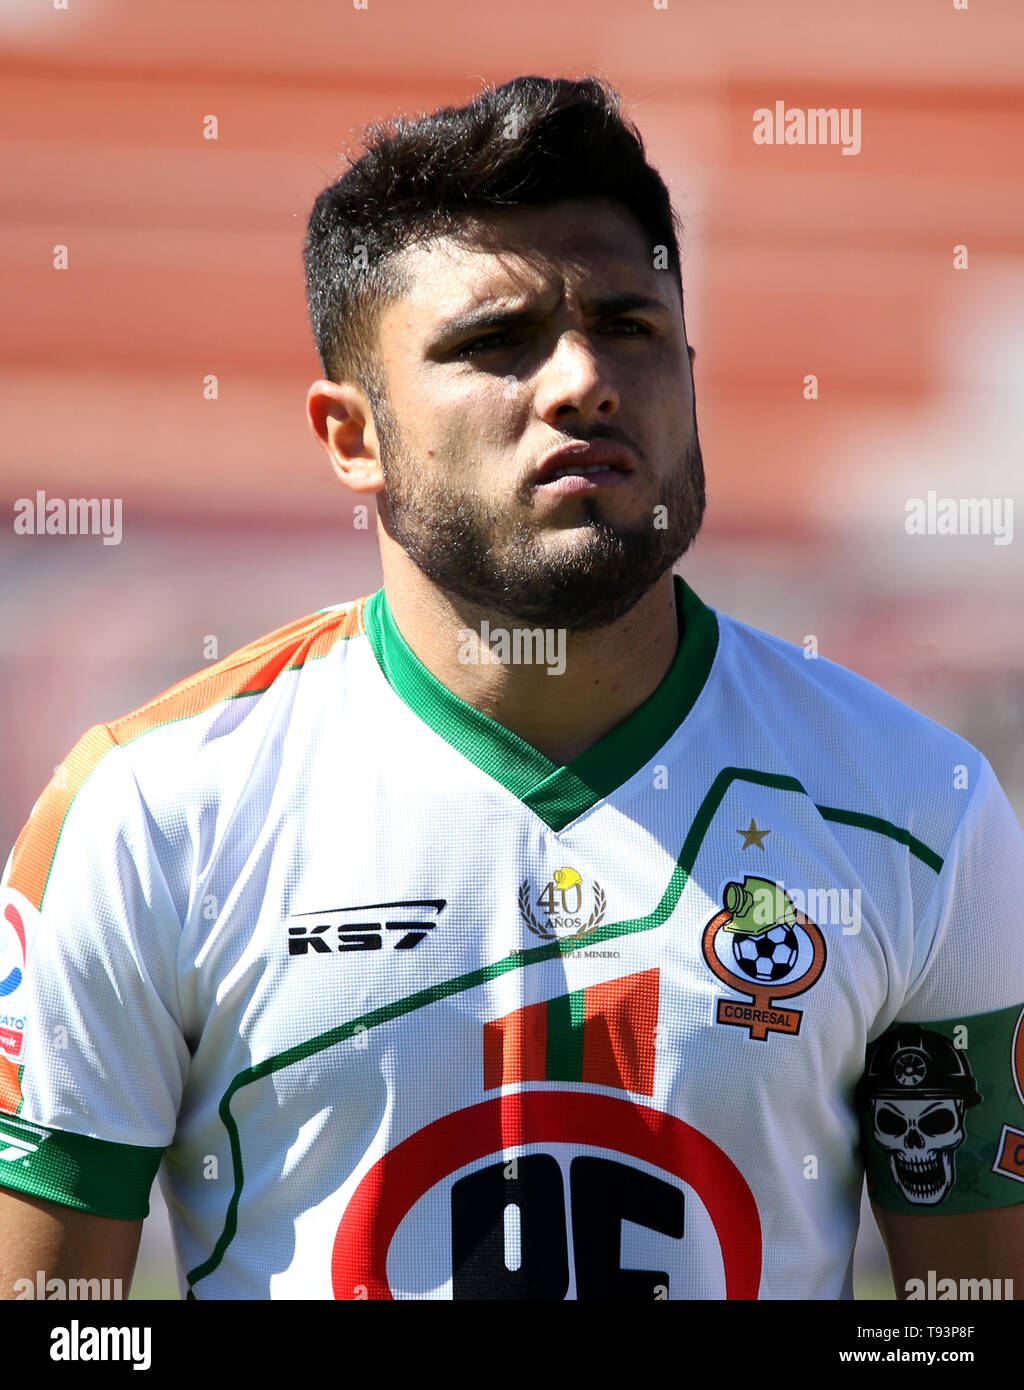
856 752 1024 1214
0 724 188 1219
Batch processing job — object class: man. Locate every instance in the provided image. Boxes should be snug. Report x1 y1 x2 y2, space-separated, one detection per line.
1 75 1022 1300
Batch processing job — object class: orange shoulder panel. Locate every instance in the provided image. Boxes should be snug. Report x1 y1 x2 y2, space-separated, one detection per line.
6 598 368 911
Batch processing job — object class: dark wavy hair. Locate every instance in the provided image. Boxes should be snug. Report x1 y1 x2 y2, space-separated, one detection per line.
303 75 684 406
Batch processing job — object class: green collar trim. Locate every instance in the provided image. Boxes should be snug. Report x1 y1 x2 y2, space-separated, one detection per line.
363 574 718 831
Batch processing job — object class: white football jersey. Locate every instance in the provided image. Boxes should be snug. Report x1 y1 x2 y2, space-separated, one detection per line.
2 574 1024 1300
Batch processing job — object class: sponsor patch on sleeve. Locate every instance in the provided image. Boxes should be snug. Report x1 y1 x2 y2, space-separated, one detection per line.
0 887 38 1113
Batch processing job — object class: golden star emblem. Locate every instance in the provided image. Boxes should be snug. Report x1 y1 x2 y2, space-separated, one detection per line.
737 818 770 850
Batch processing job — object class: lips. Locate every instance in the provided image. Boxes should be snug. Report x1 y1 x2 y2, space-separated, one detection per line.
531 439 636 486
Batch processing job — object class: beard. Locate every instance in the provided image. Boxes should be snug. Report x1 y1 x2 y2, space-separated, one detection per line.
371 393 706 633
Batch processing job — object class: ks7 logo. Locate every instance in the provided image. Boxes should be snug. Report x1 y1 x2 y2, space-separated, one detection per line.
287 899 446 956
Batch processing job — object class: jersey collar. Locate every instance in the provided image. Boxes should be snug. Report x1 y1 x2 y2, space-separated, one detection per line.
362 573 718 832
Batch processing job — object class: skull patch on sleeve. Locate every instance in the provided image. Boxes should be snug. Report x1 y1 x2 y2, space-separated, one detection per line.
858 1025 982 1206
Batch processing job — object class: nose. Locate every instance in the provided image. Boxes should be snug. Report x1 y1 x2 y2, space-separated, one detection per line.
535 331 620 426
906 1126 925 1150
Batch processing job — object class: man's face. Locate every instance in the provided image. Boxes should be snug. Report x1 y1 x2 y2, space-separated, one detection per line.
369 197 705 631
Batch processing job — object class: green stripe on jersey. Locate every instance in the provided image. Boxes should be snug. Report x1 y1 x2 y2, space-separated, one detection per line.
546 989 586 1082
363 574 719 831
0 1111 162 1219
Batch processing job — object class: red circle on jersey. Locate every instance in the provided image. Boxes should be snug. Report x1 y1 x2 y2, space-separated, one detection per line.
331 1090 761 1299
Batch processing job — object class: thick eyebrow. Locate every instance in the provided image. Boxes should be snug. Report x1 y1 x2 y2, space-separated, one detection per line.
429 292 672 349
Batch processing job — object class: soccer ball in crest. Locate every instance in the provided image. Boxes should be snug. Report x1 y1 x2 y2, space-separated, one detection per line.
732 924 799 982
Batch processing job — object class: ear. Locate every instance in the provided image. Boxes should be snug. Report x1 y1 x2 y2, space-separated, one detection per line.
306 379 386 494
687 344 696 367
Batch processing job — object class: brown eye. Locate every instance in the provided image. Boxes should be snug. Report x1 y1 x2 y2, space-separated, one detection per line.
457 333 514 357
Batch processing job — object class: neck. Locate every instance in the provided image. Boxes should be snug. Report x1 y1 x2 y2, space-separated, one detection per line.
378 544 681 766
